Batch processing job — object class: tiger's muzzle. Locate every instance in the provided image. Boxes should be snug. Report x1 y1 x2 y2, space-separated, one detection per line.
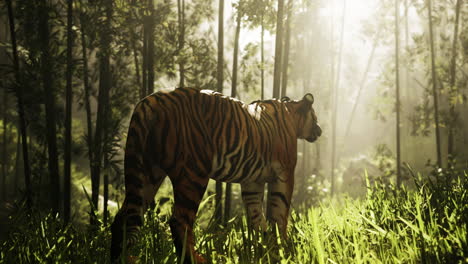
305 125 322 142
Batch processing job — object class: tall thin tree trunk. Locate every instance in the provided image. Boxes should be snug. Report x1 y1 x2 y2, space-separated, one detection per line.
129 7 142 98
281 0 292 98
131 37 142 94
128 1 142 97
142 15 148 97
178 0 185 88
79 2 94 188
427 0 442 168
331 0 345 197
215 0 225 222
261 14 264 99
2 89 7 200
328 0 335 195
395 0 402 187
447 0 461 158
103 153 109 224
272 0 285 98
404 0 414 164
7 0 32 209
404 0 410 98
147 0 155 94
39 0 60 214
231 8 241 100
14 131 21 193
64 0 74 223
91 0 113 225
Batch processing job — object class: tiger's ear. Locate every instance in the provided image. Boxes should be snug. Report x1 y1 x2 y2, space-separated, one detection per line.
298 93 314 114
281 96 290 102
303 93 314 104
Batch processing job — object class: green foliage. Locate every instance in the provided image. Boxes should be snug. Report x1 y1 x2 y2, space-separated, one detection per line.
2 169 467 263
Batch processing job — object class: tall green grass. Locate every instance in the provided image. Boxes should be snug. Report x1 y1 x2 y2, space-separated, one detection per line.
1 170 467 263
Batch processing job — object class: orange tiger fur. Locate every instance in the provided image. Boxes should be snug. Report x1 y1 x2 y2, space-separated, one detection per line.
110 87 321 263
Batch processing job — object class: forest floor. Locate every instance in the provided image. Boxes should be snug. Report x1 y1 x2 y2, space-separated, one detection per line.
0 171 467 263
0 202 13 241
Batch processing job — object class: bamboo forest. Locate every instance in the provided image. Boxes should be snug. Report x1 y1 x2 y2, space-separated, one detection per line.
0 0 467 263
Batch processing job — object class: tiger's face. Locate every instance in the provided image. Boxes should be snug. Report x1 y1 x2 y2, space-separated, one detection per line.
297 94 322 142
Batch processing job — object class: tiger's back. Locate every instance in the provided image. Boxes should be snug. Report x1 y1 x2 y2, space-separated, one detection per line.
133 88 291 184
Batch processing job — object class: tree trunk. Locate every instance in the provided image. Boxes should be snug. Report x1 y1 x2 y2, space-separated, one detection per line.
79 4 94 192
7 0 32 209
178 0 185 88
215 0 224 222
395 0 402 187
2 88 7 200
427 0 442 168
91 0 113 225
64 0 74 223
331 0 346 197
14 130 21 194
261 17 264 100
103 153 109 224
39 0 60 214
129 13 142 97
404 0 414 164
147 0 155 94
272 0 284 98
142 19 148 97
328 1 335 196
280 0 292 98
447 0 461 158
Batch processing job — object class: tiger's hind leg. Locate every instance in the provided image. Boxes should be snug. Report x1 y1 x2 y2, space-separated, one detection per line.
266 175 294 238
110 164 166 263
169 168 209 264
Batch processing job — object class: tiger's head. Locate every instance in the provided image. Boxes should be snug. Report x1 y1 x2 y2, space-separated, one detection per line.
284 94 322 142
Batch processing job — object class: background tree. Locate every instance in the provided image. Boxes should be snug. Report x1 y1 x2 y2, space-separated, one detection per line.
427 0 442 168
178 0 185 88
330 0 346 196
280 0 293 97
91 0 113 225
1 87 7 201
272 0 285 98
395 0 401 187
39 0 60 214
64 0 74 223
447 0 462 158
6 0 32 209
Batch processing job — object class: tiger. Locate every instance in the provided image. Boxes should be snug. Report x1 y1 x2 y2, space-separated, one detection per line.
110 87 322 263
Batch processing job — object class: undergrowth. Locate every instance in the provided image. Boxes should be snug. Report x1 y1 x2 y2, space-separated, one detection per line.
1 169 467 263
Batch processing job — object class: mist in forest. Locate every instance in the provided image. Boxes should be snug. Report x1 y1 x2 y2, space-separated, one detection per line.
0 0 467 262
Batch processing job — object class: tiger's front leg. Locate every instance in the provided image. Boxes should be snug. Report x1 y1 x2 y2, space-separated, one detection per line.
266 175 294 238
241 182 267 231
